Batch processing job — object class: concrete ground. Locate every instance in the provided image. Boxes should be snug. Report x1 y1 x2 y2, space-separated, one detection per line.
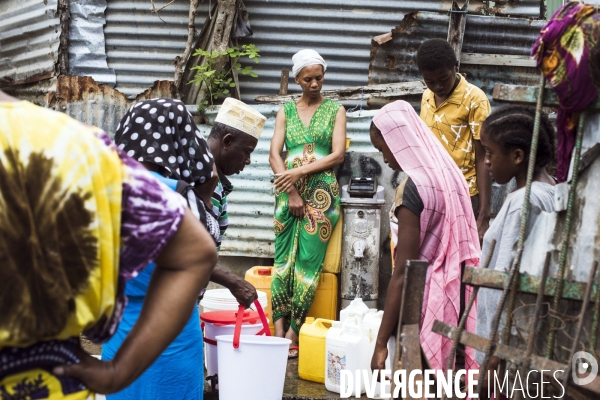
204 358 371 400
83 338 370 400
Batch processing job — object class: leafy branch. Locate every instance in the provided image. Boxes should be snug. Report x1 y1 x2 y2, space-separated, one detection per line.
189 44 260 111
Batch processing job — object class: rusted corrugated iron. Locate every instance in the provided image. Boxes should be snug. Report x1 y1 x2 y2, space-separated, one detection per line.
0 0 67 87
368 11 545 108
54 75 177 134
235 0 543 103
3 77 58 106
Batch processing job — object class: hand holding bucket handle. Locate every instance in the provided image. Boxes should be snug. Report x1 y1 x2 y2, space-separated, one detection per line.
233 300 271 348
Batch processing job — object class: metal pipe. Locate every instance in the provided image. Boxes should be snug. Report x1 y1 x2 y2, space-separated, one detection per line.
502 76 547 346
591 269 600 352
561 261 598 393
546 111 589 359
442 240 495 400
513 254 551 400
476 74 546 396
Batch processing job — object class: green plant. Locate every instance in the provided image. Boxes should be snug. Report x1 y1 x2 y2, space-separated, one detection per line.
190 44 260 111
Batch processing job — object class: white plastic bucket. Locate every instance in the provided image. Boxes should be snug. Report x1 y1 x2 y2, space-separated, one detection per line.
199 289 268 313
216 334 291 400
202 314 268 379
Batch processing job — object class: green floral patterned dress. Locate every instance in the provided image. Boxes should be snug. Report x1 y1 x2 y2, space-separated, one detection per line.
271 98 342 335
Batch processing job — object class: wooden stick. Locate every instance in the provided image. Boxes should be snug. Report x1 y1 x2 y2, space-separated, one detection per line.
279 68 289 95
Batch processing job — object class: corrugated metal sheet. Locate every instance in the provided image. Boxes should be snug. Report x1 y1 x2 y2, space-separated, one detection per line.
368 12 545 108
234 0 543 104
2 77 58 106
0 0 62 86
3 75 178 133
198 105 379 257
103 0 209 98
69 0 117 86
54 76 178 133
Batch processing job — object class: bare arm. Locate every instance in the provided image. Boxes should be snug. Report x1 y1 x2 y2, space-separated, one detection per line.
269 107 288 176
210 266 258 309
474 139 491 242
273 106 346 193
269 107 305 217
56 209 218 393
371 206 420 372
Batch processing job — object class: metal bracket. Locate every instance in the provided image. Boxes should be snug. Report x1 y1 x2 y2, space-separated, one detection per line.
462 266 598 302
492 83 600 110
391 260 428 397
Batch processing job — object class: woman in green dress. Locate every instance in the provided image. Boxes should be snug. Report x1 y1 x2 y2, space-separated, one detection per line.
269 49 346 358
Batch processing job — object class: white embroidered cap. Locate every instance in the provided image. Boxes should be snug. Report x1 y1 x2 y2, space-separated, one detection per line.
215 98 266 140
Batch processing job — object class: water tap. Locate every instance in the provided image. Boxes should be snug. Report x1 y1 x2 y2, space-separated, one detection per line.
353 239 366 259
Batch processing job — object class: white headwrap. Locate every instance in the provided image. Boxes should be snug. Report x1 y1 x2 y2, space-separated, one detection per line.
292 49 327 78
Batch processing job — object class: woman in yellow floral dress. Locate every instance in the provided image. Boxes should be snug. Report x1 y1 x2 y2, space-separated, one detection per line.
269 49 346 358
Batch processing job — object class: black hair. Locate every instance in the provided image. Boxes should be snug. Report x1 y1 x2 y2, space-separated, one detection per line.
482 105 556 171
370 121 383 138
416 39 457 72
208 121 248 141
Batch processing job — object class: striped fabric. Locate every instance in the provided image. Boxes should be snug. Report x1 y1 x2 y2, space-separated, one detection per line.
211 170 233 249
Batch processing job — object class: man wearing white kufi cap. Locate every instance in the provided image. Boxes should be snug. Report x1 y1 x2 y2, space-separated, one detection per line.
206 97 266 246
194 98 267 348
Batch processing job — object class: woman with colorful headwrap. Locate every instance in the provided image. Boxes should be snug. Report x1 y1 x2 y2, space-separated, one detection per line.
531 1 600 182
104 98 262 399
368 101 481 376
0 90 217 399
269 49 347 358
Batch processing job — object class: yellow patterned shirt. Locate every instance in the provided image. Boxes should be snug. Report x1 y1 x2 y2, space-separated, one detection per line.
420 75 490 196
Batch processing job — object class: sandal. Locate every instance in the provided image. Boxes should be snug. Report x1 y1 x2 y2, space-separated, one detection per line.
288 345 299 359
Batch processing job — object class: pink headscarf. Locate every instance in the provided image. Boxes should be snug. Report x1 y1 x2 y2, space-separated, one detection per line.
373 100 481 372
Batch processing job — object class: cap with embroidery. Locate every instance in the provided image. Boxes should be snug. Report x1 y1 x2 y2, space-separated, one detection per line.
214 98 266 139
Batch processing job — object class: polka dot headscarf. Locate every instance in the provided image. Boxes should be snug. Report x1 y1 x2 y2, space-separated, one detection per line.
114 98 214 186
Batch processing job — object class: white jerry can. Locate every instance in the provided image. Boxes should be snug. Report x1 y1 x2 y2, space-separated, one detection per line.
339 297 370 323
325 316 369 396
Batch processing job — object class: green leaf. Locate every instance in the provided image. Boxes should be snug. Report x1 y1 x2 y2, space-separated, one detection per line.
223 89 229 94
229 82 237 87
249 72 258 78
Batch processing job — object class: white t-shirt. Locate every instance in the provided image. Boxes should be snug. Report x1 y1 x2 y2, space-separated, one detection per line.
475 181 555 364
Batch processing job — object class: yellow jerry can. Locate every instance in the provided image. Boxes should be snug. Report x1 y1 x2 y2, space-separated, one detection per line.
245 268 339 334
298 317 334 383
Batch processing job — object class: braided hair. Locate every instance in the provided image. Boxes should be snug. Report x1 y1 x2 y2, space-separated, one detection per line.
481 105 556 171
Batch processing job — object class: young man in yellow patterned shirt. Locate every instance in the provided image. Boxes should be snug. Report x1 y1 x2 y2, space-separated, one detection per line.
417 39 491 242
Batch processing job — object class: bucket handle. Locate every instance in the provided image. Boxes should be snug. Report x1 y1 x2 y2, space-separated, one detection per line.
233 299 271 349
